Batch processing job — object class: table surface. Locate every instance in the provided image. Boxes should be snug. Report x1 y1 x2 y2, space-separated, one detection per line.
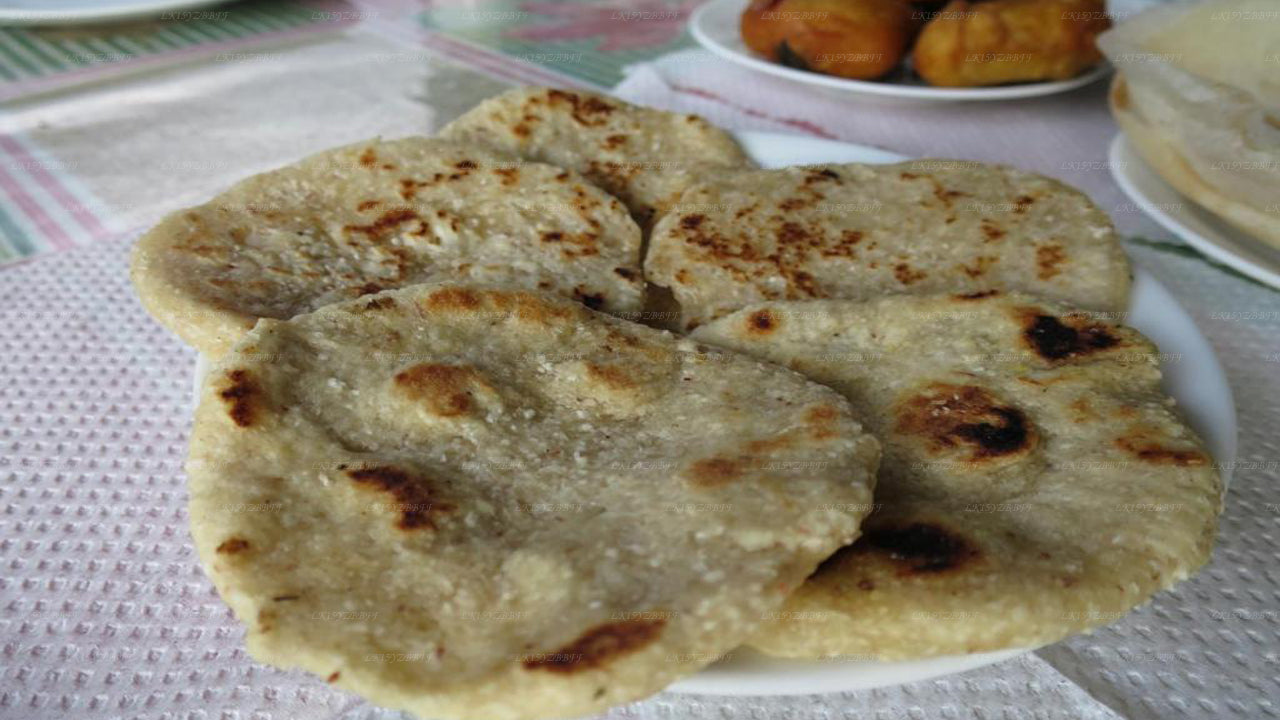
1 2 1277 720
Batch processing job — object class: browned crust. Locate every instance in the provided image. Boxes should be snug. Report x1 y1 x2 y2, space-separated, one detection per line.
219 370 260 428
216 537 251 554
1116 428 1209 467
688 457 744 488
343 465 456 531
895 383 1036 462
523 618 666 673
857 522 981 575
1018 309 1120 362
394 363 484 417
747 308 779 334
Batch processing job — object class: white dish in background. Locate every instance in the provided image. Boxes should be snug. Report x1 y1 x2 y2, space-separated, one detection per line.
191 131 1238 696
1110 134 1280 290
0 0 229 25
689 0 1110 103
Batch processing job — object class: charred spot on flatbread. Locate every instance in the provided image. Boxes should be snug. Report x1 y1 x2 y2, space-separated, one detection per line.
687 457 744 488
1116 427 1209 466
362 296 397 311
343 464 456 531
573 288 607 311
219 370 261 428
216 537 251 555
393 363 495 418
1036 243 1068 280
1020 310 1119 361
545 89 617 127
523 619 666 673
895 383 1036 462
858 522 980 575
894 262 927 286
344 208 422 242
747 308 779 334
955 290 1001 301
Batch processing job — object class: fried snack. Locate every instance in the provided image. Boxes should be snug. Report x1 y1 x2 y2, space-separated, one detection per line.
909 0 949 18
741 0 916 80
912 0 1110 87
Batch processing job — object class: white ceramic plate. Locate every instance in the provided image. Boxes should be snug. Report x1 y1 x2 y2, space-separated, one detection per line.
1110 134 1280 290
668 131 1238 695
191 131 1238 696
689 0 1110 103
0 0 229 25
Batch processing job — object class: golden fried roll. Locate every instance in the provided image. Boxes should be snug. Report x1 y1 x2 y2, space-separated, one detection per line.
741 0 916 80
912 0 1110 87
910 0 949 13
741 0 794 59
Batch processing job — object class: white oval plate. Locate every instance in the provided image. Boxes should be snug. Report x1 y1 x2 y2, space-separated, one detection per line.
1109 134 1280 290
0 0 228 25
193 131 1237 696
690 0 1110 103
666 131 1238 695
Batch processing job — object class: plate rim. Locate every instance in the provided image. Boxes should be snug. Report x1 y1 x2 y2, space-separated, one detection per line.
689 0 1110 102
1108 133 1280 290
190 130 1238 698
0 0 229 25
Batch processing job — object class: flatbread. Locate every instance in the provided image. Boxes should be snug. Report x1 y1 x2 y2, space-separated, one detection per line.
439 86 754 229
188 283 880 719
646 161 1131 330
693 292 1221 660
1110 75 1280 250
131 137 643 358
1098 0 1280 250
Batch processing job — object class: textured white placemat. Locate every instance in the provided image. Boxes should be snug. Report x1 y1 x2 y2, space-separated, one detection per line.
0 235 1276 720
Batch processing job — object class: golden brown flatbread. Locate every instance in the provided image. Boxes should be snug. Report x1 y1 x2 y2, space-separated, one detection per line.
132 137 643 357
440 86 754 229
694 291 1221 660
188 283 881 719
646 161 1131 330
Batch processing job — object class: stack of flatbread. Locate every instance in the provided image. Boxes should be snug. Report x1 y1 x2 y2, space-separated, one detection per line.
132 87 1222 720
1101 0 1280 250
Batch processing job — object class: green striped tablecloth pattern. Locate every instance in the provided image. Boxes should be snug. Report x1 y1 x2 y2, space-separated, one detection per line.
417 0 699 89
0 0 358 102
0 0 362 263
